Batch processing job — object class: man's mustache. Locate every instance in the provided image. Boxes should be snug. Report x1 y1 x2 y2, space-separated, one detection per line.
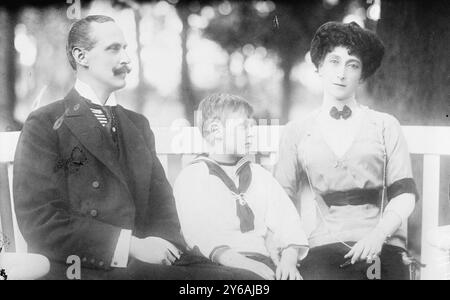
112 65 132 76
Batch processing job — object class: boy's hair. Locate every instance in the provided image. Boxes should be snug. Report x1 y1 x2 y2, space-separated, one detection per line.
197 93 254 138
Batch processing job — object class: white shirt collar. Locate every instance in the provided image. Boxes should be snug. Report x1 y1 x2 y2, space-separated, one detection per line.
74 79 117 106
321 96 358 112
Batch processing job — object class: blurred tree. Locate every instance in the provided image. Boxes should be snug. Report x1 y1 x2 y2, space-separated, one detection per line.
369 0 450 126
0 8 21 131
133 7 148 113
113 0 149 113
118 0 197 124
203 0 350 124
20 7 73 110
176 2 197 125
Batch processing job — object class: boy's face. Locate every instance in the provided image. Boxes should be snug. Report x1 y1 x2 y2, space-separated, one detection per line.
209 110 255 155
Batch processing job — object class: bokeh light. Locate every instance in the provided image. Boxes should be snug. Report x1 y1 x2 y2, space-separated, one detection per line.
14 24 37 67
367 0 381 21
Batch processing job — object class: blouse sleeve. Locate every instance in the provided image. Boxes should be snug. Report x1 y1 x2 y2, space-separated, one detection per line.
383 115 419 201
264 168 309 260
273 121 303 203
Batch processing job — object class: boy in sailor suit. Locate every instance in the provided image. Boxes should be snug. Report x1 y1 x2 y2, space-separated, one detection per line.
174 93 309 280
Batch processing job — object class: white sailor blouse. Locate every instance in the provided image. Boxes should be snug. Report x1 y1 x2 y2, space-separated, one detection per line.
174 157 309 262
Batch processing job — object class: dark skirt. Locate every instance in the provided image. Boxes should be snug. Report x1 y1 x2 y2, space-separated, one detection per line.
247 244 409 280
41 253 263 280
298 242 410 280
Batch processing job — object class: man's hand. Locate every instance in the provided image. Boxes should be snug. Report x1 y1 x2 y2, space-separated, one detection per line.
275 247 303 280
130 236 182 265
344 227 387 264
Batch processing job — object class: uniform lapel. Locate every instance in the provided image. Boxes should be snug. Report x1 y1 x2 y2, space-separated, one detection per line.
114 105 152 204
62 89 129 188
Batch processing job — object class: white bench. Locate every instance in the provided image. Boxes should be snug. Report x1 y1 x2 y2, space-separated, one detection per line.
1 125 449 279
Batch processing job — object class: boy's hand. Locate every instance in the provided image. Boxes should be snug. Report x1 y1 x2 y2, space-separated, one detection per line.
130 236 182 265
276 247 303 280
243 259 276 280
216 249 275 280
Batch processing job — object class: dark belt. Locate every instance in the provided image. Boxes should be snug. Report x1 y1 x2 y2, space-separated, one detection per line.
322 189 381 207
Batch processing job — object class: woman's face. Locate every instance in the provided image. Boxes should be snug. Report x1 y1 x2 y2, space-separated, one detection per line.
318 46 363 101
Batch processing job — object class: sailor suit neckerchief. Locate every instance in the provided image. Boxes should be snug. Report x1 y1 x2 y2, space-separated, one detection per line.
190 155 255 233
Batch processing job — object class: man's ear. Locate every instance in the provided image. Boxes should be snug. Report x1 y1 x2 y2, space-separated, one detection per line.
72 47 89 68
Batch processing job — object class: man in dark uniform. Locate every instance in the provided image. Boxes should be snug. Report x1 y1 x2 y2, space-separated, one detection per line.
13 15 260 280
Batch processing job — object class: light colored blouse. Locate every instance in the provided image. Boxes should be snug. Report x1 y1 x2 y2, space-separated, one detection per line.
274 102 416 249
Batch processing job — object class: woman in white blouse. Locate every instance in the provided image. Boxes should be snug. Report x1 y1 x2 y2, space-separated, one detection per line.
274 21 418 280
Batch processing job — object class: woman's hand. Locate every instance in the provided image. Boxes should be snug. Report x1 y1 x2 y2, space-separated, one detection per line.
275 247 303 280
344 228 387 264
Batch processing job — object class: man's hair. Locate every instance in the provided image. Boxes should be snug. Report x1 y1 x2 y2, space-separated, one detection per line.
66 15 115 70
197 93 254 138
310 21 385 80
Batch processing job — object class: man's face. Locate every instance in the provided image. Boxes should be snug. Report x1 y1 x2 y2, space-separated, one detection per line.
84 22 131 92
318 46 363 101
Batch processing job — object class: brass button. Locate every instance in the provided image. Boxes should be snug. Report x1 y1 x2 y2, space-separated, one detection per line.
90 258 95 264
90 209 98 217
74 104 80 111
92 181 100 189
82 257 87 262
112 127 116 133
99 261 104 267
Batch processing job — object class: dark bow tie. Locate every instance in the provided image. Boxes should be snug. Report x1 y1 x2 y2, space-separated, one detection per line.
330 105 352 120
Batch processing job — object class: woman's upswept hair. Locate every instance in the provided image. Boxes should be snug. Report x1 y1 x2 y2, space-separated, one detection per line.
310 21 385 79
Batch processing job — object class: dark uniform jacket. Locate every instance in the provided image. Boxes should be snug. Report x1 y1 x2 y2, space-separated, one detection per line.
13 89 185 270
